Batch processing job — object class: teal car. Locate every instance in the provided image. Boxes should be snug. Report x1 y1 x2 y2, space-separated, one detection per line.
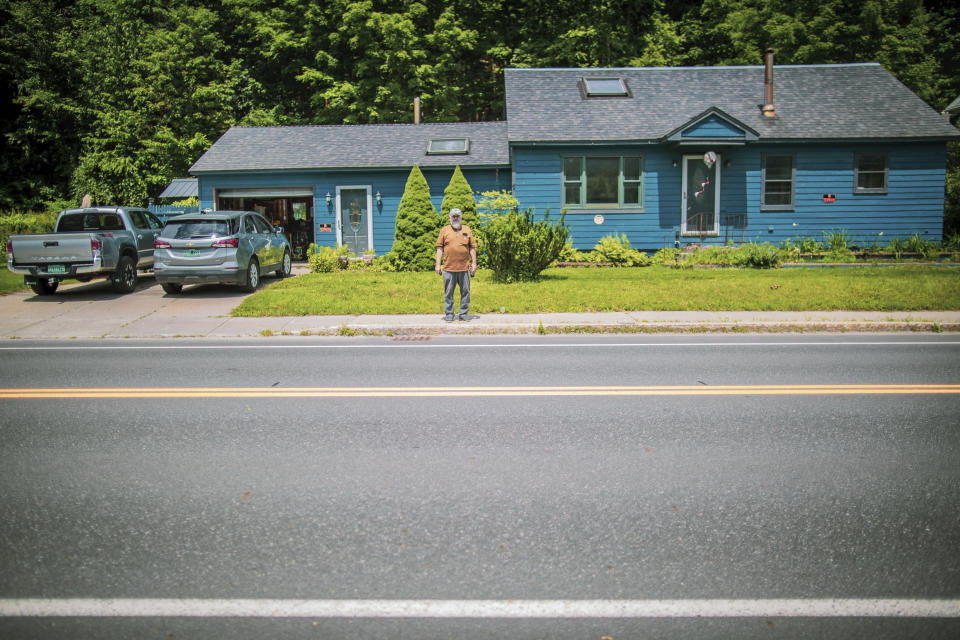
153 210 292 294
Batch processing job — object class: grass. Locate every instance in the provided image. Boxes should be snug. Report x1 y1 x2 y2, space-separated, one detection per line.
232 265 960 316
0 268 26 295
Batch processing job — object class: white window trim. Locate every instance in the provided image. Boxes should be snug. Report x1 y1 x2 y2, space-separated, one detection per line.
335 185 374 252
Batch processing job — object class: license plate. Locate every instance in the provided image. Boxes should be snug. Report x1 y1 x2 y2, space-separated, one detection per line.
47 264 66 274
183 249 201 257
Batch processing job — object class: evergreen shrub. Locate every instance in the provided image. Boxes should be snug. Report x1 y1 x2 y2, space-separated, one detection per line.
385 166 441 271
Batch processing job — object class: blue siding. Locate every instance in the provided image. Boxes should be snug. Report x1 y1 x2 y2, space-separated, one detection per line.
682 116 745 139
197 166 508 254
512 142 947 250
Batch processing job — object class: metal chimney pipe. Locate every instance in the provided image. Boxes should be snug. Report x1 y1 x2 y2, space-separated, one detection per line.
762 48 776 117
414 97 421 124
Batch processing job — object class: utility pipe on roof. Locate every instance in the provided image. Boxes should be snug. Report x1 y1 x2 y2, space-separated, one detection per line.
762 49 776 118
414 97 420 124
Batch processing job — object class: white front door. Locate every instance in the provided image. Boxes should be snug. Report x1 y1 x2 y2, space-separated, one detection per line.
335 186 373 254
682 154 720 236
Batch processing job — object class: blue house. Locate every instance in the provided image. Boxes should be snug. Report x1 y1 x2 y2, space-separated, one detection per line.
191 54 959 253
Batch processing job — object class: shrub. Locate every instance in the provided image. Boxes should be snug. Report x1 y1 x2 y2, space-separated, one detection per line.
309 246 340 272
738 242 782 268
384 165 441 271
440 166 477 230
478 208 569 282
590 234 651 266
905 233 935 260
651 247 680 265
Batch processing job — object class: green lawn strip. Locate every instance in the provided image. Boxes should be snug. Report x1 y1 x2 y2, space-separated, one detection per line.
0 269 27 295
232 265 960 316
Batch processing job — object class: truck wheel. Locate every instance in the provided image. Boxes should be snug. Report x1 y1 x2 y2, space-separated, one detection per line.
276 250 292 278
161 282 183 295
111 255 138 293
241 258 260 293
30 278 59 295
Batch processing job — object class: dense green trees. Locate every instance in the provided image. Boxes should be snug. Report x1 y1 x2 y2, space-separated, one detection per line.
1 0 958 227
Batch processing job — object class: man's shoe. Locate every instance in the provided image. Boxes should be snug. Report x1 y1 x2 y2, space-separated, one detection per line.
457 315 467 321
444 315 455 322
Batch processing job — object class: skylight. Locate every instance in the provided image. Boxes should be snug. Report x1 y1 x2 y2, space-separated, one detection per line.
427 138 470 154
583 77 629 97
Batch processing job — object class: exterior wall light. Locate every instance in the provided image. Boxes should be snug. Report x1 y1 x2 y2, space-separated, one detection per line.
325 192 332 205
375 191 382 205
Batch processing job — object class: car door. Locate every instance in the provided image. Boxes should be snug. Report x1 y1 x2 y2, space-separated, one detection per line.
243 214 269 269
128 210 159 267
254 214 280 269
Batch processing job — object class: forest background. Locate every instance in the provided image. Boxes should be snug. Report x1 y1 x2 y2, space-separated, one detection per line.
2 0 959 232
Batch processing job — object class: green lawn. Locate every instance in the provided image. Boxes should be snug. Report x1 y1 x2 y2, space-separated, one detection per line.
232 265 960 316
0 268 25 295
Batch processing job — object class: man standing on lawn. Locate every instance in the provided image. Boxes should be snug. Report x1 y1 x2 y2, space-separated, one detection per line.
435 208 477 322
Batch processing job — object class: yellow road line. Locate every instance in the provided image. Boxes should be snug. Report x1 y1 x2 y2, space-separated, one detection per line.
1 384 959 399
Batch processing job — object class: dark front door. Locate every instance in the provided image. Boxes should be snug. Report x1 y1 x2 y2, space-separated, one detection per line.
682 154 720 236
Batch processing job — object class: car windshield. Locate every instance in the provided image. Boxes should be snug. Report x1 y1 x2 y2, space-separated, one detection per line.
162 218 237 239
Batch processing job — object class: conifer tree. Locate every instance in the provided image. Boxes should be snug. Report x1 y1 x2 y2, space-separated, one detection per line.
387 165 440 271
440 165 477 230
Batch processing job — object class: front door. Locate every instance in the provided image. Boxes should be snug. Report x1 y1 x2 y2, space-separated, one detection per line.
336 186 371 255
682 153 720 236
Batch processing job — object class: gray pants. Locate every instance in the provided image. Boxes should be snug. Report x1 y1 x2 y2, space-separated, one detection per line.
443 270 471 317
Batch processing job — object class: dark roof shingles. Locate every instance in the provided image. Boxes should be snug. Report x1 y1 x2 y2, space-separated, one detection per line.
505 64 959 142
191 121 509 173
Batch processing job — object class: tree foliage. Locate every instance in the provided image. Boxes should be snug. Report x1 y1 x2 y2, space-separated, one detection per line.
0 0 957 217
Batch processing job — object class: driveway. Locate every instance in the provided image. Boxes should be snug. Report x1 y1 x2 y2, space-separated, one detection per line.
0 275 256 339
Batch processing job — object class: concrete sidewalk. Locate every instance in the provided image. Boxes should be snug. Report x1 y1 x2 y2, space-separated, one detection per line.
1 274 958 339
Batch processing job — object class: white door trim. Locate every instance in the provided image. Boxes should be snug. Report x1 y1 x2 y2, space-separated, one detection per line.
681 153 721 236
334 185 374 252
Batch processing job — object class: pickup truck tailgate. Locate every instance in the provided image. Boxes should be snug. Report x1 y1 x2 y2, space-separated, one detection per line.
9 234 96 263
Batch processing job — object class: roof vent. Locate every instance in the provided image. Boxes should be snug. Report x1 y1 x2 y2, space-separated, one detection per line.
762 48 776 117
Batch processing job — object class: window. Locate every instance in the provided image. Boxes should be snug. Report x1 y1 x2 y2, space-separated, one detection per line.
583 77 629 97
427 138 469 154
563 156 644 208
855 152 887 194
762 154 794 210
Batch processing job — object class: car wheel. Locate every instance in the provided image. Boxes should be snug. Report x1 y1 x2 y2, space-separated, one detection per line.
30 278 59 295
161 282 183 295
111 255 138 293
241 258 260 292
277 250 292 278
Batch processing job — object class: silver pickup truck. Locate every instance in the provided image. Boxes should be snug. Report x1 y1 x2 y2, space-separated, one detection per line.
6 206 163 295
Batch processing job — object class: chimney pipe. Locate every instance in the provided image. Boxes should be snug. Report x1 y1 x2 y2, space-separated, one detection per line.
762 48 775 118
414 96 420 124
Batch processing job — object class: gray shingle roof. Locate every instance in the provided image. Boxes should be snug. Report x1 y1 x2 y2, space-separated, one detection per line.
190 121 509 173
505 64 960 143
945 95 960 115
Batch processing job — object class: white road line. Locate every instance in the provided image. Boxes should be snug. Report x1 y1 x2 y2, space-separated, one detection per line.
1 341 958 351
1 598 959 618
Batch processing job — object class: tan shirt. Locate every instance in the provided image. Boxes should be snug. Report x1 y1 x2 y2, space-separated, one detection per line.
436 224 476 272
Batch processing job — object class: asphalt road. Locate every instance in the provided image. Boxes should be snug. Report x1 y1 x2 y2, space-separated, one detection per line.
1 335 959 639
